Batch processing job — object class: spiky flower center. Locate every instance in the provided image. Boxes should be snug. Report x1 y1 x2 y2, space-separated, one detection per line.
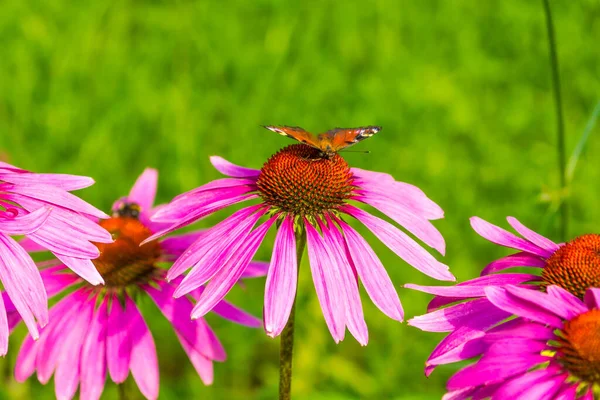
93 216 161 288
256 144 354 216
557 309 600 384
542 234 600 299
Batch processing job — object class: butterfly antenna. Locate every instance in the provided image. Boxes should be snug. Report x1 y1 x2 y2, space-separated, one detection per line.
341 150 371 154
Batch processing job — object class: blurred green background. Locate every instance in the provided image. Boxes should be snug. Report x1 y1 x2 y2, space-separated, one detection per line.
1 0 599 399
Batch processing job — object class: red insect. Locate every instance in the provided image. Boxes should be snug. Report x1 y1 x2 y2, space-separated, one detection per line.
264 125 381 158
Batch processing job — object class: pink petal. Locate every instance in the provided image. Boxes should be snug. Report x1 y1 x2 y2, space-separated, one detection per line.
128 297 159 400
546 285 587 315
305 221 345 342
159 230 206 258
506 217 559 254
342 205 455 281
106 296 132 383
54 254 104 286
264 215 297 337
26 220 101 259
406 273 541 299
0 206 51 235
7 183 109 219
168 205 265 282
210 156 261 179
54 296 95 400
0 293 8 355
190 217 276 319
354 195 446 254
0 234 47 338
484 287 563 328
80 298 108 400
36 292 85 384
351 168 444 220
584 288 600 309
40 267 82 298
241 261 269 278
15 334 38 382
424 326 486 375
143 192 258 243
481 252 546 275
337 219 404 321
127 168 158 214
173 178 258 202
212 299 262 328
320 218 368 345
470 217 551 258
0 171 94 191
144 283 226 362
504 285 583 320
175 332 214 385
492 367 562 400
408 298 510 332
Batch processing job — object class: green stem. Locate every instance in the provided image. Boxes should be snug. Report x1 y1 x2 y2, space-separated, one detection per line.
542 0 568 241
118 383 128 400
279 230 306 400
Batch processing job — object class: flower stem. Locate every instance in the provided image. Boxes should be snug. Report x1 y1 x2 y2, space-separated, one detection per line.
279 230 306 400
542 0 568 240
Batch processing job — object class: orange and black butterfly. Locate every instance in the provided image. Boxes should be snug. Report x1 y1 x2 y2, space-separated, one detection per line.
264 125 381 158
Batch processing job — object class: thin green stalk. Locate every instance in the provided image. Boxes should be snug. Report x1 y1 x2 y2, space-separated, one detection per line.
542 0 568 240
279 230 306 400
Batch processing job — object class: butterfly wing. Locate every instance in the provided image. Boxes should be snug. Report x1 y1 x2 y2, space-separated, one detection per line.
263 126 321 149
318 126 381 153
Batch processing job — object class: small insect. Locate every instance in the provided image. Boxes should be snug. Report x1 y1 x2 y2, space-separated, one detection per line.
263 125 381 158
113 201 141 219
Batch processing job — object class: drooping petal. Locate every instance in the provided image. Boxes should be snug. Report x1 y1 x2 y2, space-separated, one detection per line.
470 217 551 258
337 218 404 321
127 168 158 214
106 296 132 384
15 334 38 382
175 331 215 385
484 287 563 328
424 327 486 376
190 217 276 319
159 231 206 258
320 218 368 345
36 291 85 384
503 285 584 320
264 215 297 337
0 293 8 356
506 217 560 254
144 282 226 362
54 295 95 400
80 297 108 400
342 205 454 281
491 367 562 400
546 286 587 315
408 298 511 333
241 261 269 278
481 252 546 276
0 206 51 235
305 221 345 343
354 195 446 254
168 205 266 283
40 266 82 298
0 234 48 338
54 254 104 286
210 156 261 179
212 299 262 328
351 168 444 220
127 297 159 400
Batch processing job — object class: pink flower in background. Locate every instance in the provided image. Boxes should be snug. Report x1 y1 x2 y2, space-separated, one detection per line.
0 161 111 354
442 285 599 400
13 169 267 400
408 216 600 375
146 144 453 345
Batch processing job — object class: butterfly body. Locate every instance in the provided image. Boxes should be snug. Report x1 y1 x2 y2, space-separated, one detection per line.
264 125 381 158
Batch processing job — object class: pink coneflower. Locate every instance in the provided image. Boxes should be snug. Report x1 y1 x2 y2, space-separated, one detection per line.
408 216 599 375
145 144 453 344
442 284 599 400
0 161 111 353
12 169 267 400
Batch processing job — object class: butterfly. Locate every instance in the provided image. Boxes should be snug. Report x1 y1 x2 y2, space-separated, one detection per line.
264 125 381 158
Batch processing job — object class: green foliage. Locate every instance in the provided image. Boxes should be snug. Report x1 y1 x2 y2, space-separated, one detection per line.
1 0 599 398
